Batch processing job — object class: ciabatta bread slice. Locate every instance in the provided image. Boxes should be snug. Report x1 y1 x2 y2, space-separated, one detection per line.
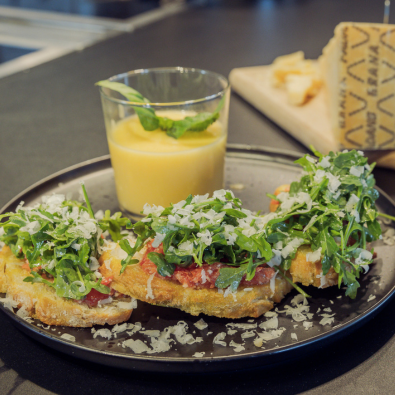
0 246 134 327
99 243 293 319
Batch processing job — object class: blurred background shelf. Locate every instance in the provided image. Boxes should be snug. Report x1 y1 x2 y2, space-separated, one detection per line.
0 0 190 78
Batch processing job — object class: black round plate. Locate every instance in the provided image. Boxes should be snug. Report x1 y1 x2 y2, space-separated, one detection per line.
1 145 394 373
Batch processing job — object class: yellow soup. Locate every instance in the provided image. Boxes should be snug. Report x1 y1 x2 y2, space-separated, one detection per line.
107 111 226 215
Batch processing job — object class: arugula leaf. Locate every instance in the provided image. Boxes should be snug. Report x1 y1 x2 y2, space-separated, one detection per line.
215 264 248 292
0 186 130 301
147 252 175 277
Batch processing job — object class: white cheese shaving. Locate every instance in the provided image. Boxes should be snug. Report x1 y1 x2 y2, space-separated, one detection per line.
303 215 318 233
16 306 29 318
345 194 360 212
241 331 256 339
223 286 237 301
259 317 279 330
146 273 155 300
267 249 282 267
319 156 331 168
350 166 364 177
281 238 304 259
226 323 257 330
326 172 341 193
0 296 18 311
194 319 208 330
98 296 113 306
117 298 137 310
142 204 165 216
303 321 313 330
122 339 151 354
196 229 213 246
306 247 322 263
367 294 376 302
177 240 194 254
355 249 373 265
200 268 207 284
93 328 113 339
229 340 245 352
319 314 335 326
269 270 278 295
314 169 326 183
94 210 104 220
256 328 286 341
89 257 100 270
306 156 316 163
19 221 41 235
213 332 227 346
72 280 86 293
152 232 166 248
60 333 76 342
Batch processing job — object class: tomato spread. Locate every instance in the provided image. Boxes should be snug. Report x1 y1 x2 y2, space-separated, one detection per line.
140 240 275 289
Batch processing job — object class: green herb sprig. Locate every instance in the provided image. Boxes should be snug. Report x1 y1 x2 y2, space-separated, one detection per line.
96 80 225 139
0 184 131 300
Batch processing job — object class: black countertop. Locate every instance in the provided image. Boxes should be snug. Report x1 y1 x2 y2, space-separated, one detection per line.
1 1 395 393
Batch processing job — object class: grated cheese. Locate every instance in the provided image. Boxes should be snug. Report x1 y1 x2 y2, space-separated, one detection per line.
60 333 76 342
93 329 112 339
146 273 155 300
367 294 376 302
229 340 245 352
194 319 208 330
306 247 322 263
213 332 227 346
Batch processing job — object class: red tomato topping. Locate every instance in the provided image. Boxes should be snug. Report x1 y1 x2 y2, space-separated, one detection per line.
84 287 114 308
101 276 113 286
83 277 114 307
139 241 275 289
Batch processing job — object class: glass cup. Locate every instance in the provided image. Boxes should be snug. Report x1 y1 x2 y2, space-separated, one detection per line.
98 67 230 220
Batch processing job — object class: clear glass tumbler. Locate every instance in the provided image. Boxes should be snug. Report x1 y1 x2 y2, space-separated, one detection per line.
98 67 230 219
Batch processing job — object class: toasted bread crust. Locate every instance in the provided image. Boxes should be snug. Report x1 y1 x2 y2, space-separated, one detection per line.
99 245 293 319
290 245 338 288
0 246 133 327
0 246 8 293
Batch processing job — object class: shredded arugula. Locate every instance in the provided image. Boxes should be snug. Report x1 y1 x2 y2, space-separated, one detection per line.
0 184 131 300
264 147 382 298
96 80 225 139
120 148 384 299
119 190 280 291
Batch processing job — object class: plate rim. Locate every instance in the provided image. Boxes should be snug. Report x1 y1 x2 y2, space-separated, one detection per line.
1 144 395 372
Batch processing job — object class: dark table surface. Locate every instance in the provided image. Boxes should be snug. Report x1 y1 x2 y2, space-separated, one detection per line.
1 0 395 393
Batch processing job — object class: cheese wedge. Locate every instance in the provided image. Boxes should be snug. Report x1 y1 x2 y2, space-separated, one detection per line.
320 22 395 150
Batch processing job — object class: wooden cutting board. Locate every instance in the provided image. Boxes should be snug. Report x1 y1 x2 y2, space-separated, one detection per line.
229 64 395 170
